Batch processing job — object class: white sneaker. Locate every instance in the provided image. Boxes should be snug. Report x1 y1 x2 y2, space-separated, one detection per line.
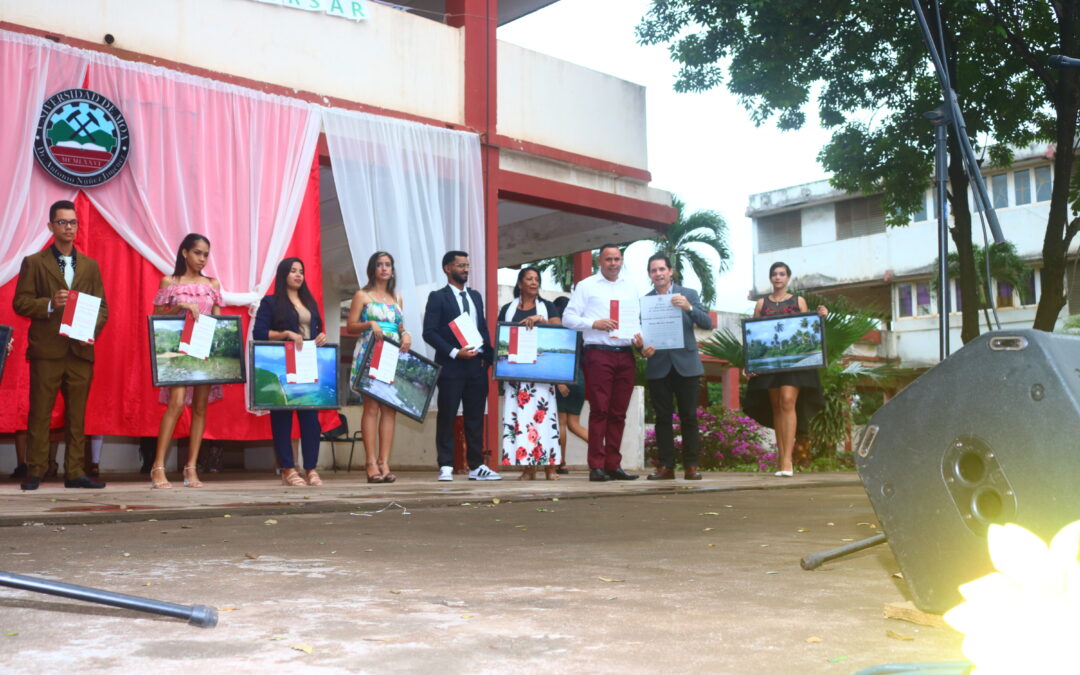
438 466 454 482
468 465 503 481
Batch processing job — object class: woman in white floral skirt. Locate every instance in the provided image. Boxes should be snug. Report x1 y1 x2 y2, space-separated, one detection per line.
498 268 562 480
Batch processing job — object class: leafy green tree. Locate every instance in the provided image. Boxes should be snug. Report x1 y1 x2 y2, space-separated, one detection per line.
638 0 1080 337
931 240 1032 330
651 197 730 307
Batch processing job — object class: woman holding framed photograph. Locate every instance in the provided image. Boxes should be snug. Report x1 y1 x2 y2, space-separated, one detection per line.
346 252 411 484
253 258 328 487
150 234 222 489
745 262 827 477
498 267 562 480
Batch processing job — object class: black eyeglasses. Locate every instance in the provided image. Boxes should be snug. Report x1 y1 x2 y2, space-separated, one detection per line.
52 219 78 229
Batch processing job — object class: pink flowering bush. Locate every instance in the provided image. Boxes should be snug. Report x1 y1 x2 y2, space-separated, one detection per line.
645 404 777 472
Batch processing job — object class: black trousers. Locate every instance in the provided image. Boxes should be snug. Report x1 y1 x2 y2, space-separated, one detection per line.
435 369 488 469
649 369 701 468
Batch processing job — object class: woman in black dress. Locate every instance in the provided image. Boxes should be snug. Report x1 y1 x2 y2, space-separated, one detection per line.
745 262 827 477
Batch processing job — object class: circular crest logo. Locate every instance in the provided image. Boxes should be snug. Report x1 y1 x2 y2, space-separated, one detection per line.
33 88 130 187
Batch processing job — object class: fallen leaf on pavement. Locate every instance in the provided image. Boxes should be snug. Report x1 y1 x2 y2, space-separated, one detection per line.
244 553 259 560
3 632 18 637
598 577 625 583
805 637 822 643
699 512 719 516
492 498 500 504
291 644 313 654
264 519 278 526
181 525 194 529
703 527 714 532
223 514 231 518
765 571 779 575
827 655 849 663
707 544 716 548
389 589 402 594
363 637 390 642
461 614 474 619
892 572 904 579
886 630 914 641
219 606 237 611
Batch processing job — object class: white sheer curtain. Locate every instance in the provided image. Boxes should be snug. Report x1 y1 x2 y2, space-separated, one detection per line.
322 108 486 356
82 51 321 305
0 31 87 285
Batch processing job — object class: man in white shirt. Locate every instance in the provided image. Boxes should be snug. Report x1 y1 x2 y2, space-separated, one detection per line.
562 244 640 482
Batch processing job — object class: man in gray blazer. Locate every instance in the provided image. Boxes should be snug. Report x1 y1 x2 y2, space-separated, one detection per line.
638 254 713 480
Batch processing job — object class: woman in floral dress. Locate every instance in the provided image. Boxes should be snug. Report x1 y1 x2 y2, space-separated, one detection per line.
347 251 412 483
150 234 223 489
498 267 562 480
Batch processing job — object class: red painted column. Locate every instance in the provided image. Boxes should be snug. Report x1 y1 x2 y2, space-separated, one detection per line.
448 0 500 468
723 367 741 410
572 250 592 284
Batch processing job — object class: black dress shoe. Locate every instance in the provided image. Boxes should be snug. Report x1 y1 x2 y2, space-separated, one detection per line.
9 463 28 479
20 476 41 491
647 467 676 480
606 468 639 481
556 466 569 475
64 475 106 489
588 468 611 482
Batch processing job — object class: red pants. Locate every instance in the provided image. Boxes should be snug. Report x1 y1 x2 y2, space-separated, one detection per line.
582 348 636 470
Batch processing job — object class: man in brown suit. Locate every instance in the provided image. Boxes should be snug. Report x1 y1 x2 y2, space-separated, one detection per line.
13 200 108 490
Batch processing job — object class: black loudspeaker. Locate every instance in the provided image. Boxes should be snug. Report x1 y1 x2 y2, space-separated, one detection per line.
856 330 1080 613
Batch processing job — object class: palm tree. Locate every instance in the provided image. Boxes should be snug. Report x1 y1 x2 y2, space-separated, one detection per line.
651 196 731 307
931 241 1031 334
533 251 599 292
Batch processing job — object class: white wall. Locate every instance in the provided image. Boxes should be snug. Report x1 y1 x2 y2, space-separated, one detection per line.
498 41 649 170
0 0 464 124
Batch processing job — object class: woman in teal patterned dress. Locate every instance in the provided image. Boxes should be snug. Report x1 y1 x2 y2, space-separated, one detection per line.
347 252 412 483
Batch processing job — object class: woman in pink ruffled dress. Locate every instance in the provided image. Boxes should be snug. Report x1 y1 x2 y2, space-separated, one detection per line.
149 234 223 489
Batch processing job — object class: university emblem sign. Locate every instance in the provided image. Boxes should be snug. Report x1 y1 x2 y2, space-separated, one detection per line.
33 88 131 187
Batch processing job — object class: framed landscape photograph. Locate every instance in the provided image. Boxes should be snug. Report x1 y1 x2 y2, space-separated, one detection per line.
147 315 246 387
249 341 340 410
352 336 440 423
0 324 12 382
493 323 580 385
743 312 826 375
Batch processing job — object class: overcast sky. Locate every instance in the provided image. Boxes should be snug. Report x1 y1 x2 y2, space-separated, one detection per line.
496 0 834 313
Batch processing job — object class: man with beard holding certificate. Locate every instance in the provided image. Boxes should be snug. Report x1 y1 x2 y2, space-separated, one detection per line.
562 244 641 482
639 254 712 480
423 250 502 482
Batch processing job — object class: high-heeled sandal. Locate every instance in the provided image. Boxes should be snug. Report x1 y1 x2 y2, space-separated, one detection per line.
150 466 172 489
182 466 203 488
366 462 384 484
544 466 560 481
517 466 537 481
281 468 306 486
377 460 396 484
305 469 323 486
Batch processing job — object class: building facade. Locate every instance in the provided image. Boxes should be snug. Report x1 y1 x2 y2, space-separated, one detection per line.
747 143 1063 369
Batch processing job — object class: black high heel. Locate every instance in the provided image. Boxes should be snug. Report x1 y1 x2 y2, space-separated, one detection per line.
366 462 384 484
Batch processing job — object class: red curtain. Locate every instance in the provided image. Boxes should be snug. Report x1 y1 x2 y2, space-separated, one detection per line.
0 154 334 439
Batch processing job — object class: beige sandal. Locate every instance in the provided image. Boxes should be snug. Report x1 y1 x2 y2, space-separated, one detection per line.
281 468 306 486
150 466 172 489
305 469 323 486
182 466 203 488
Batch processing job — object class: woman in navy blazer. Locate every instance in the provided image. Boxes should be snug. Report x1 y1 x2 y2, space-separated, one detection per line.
253 258 328 486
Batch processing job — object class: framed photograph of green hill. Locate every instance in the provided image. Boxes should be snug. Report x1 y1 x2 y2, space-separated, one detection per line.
148 315 245 387
493 323 581 385
742 312 826 375
352 336 441 423
249 341 340 410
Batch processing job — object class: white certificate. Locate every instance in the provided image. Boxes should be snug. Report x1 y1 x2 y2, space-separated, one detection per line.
449 313 484 350
610 298 640 340
178 314 216 360
368 339 399 384
640 294 685 351
58 291 102 344
508 326 538 363
286 340 319 384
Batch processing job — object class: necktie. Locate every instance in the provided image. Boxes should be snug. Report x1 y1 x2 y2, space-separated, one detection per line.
460 291 470 315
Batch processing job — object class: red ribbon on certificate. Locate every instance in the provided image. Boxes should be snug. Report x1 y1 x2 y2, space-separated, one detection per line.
610 299 619 324
368 339 384 378
450 320 468 348
509 326 519 355
284 340 297 377
180 312 195 346
60 290 80 327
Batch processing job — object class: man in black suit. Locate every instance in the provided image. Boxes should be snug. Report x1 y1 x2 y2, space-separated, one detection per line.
422 250 502 481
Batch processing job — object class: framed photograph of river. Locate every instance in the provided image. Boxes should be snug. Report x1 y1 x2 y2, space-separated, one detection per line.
147 315 246 386
353 337 441 423
249 341 340 410
493 323 581 385
742 312 827 375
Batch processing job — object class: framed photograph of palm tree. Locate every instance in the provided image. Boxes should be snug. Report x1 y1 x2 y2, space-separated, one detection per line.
249 341 341 410
742 312 826 375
